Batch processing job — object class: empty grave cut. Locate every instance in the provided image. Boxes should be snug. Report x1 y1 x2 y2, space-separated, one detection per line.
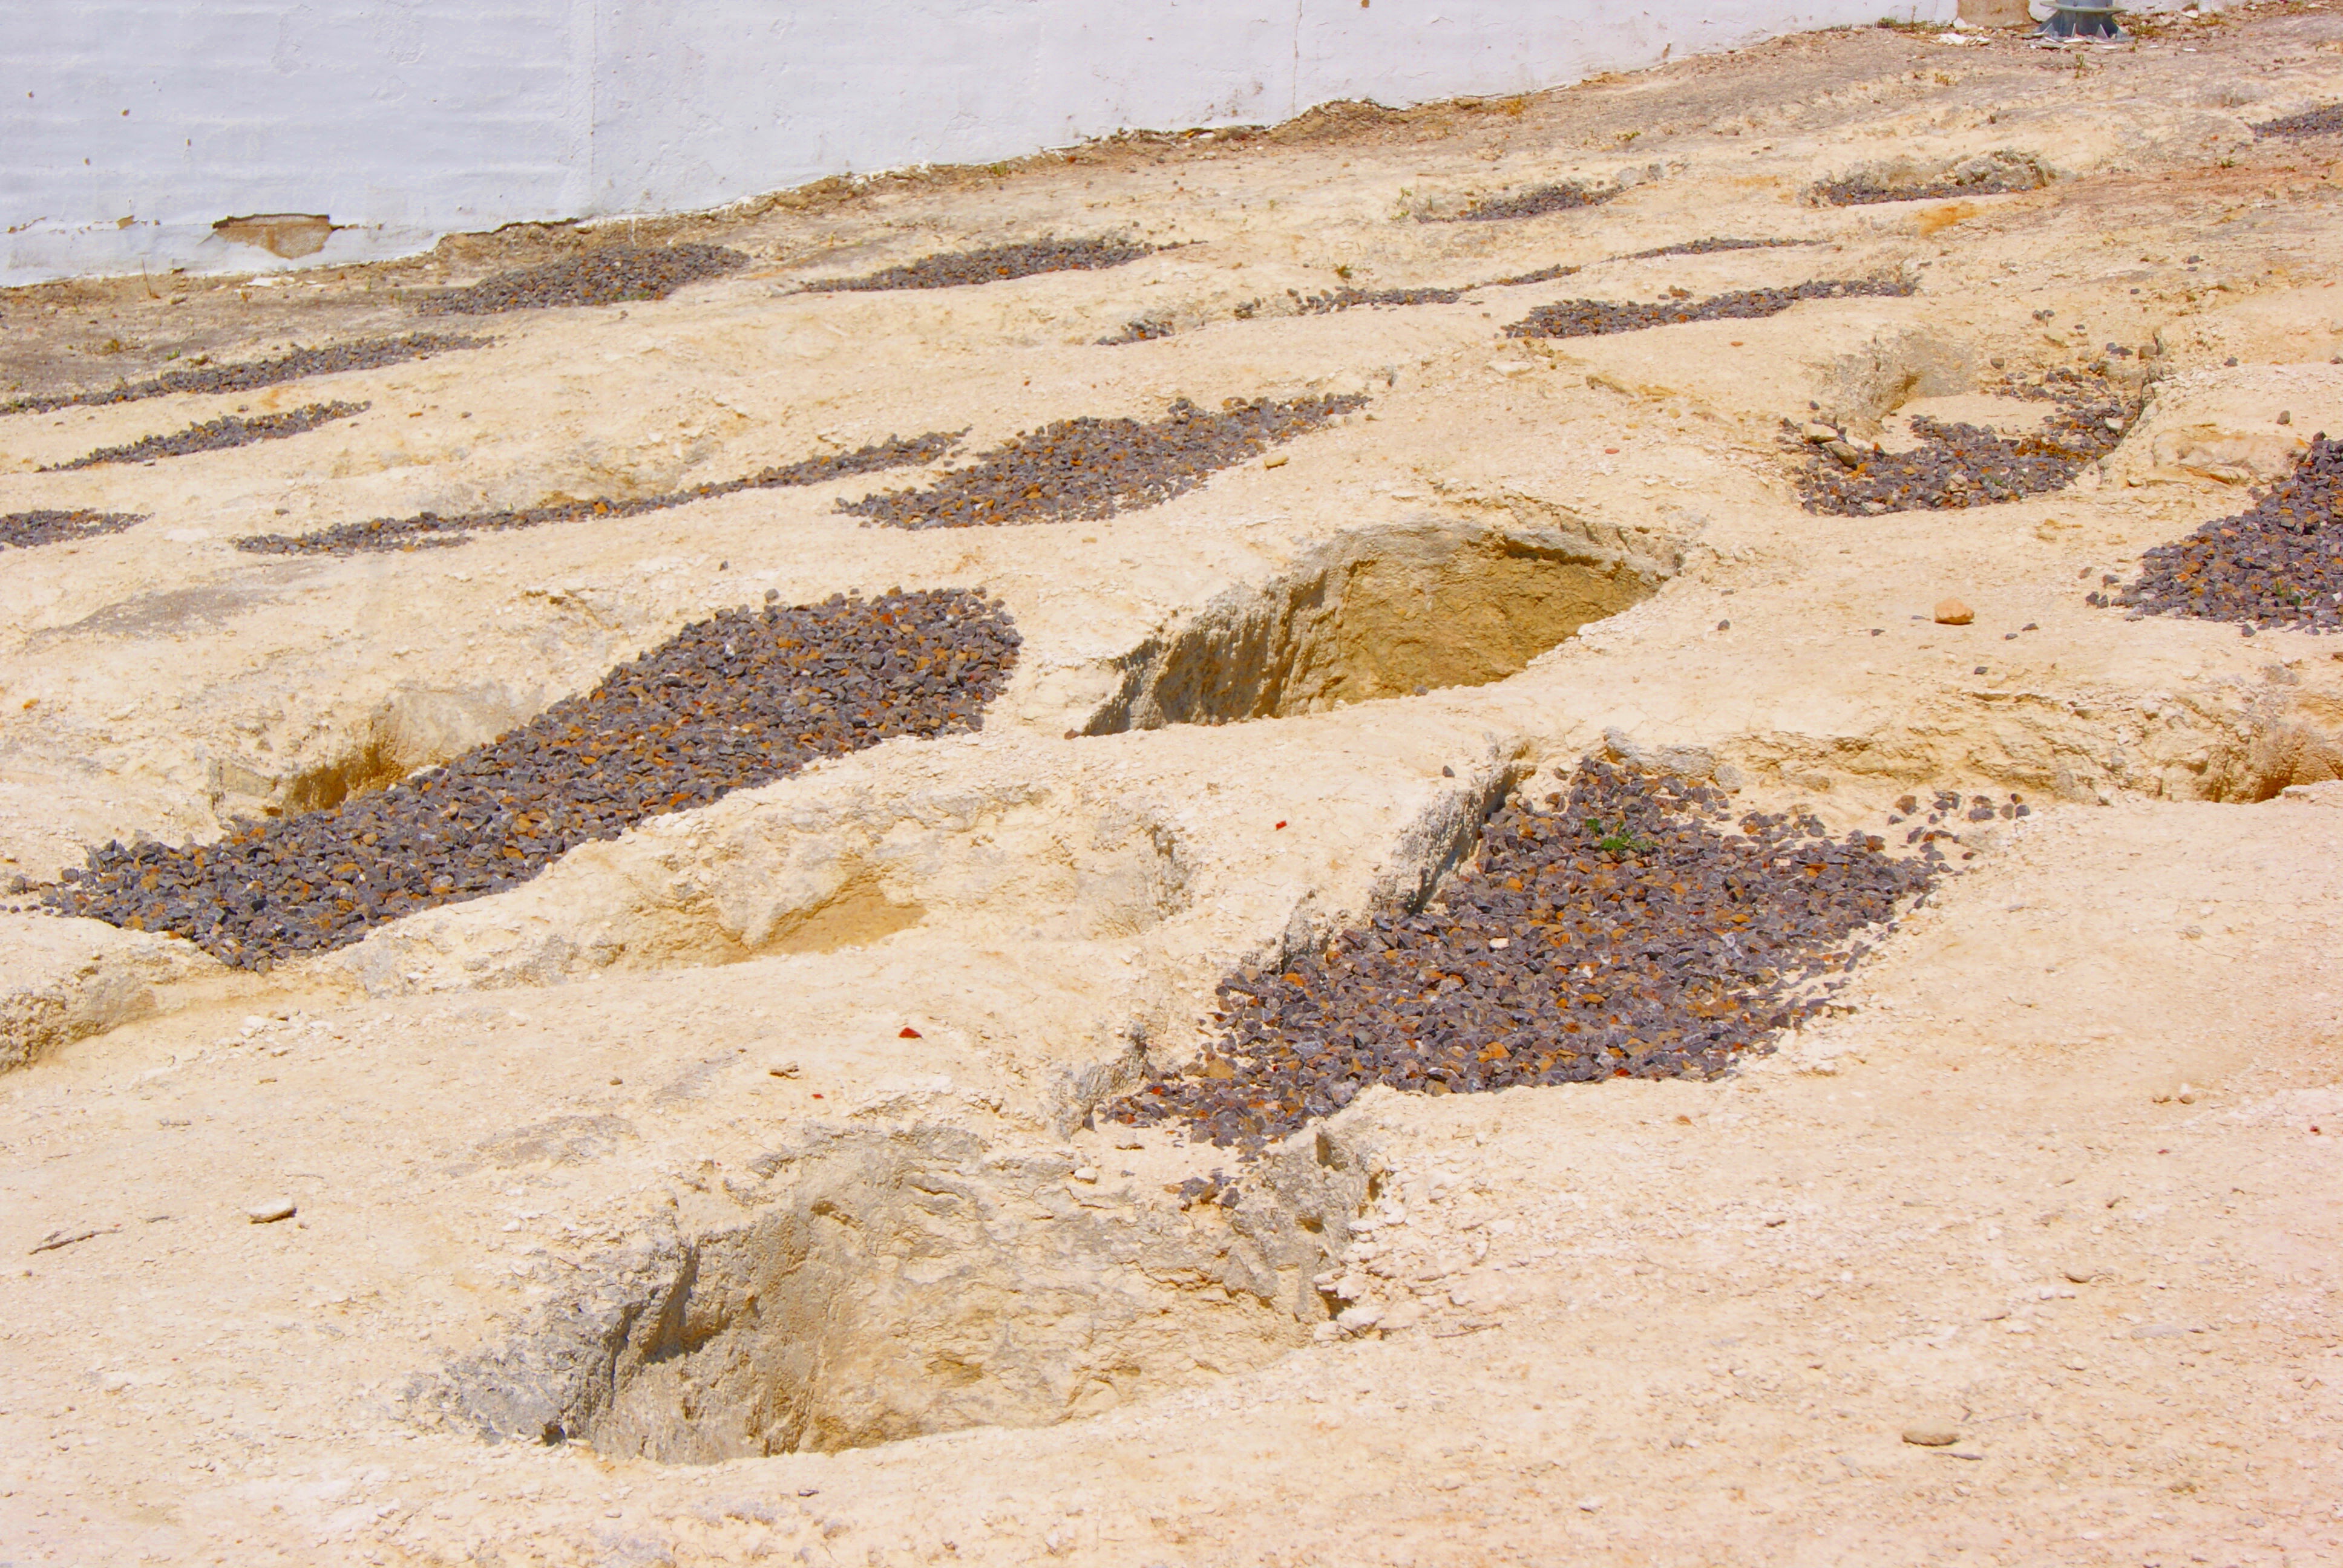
41 400 365 471
41 590 1019 969
1107 757 1941 1154
410 1122 1375 1460
1086 520 1659 733
235 431 958 555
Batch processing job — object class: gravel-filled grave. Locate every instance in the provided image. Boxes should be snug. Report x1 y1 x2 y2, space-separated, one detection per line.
838 394 1365 529
41 590 1020 967
1 510 147 551
801 238 1153 293
1107 758 1938 1152
2096 433 2342 632
1444 182 1616 223
1504 278 1915 341
1786 368 2138 516
235 433 958 555
2253 105 2343 139
0 334 487 417
41 401 366 471
1812 154 2045 206
415 246 749 315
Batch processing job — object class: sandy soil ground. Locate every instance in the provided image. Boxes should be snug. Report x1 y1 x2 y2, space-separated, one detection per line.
2 7 2342 1566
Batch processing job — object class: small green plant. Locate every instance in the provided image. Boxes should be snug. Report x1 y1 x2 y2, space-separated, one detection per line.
1585 817 1653 855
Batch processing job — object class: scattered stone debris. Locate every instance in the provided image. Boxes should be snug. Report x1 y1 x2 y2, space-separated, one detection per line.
1297 284 1466 314
42 590 1021 967
1 509 146 551
1887 788 2027 842
1107 759 1938 1152
234 432 958 555
1786 368 2137 515
801 238 1152 293
1812 153 2046 206
2251 104 2343 139
1098 317 1176 345
415 245 749 315
0 334 488 416
2099 434 2342 632
1504 278 1915 341
1444 182 1616 223
837 394 1365 530
39 402 367 471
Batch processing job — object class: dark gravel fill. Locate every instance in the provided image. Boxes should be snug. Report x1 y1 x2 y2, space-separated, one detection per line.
1098 318 1175 345
801 238 1152 293
0 335 488 417
2252 105 2343 139
415 246 749 315
41 401 366 471
1107 759 1939 1153
838 394 1365 531
1814 166 2040 206
1297 284 1466 314
1504 278 1915 340
0 510 147 550
2098 434 2343 632
234 432 958 555
1615 238 1816 261
1788 368 2136 515
1481 262 1581 289
42 590 1020 968
1447 183 1616 223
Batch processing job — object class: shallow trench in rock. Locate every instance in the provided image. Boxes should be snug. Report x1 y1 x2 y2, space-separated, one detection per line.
1086 520 1659 733
410 1124 1380 1460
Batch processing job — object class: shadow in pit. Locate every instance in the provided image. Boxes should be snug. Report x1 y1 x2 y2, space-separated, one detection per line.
1085 520 1659 734
404 1123 1378 1459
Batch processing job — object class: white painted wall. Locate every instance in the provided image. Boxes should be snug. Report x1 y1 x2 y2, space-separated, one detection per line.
4 1 1954 287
